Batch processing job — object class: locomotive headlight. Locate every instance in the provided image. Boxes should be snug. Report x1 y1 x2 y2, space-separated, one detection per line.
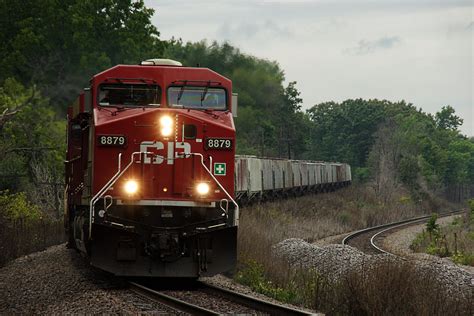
196 182 210 196
124 180 139 195
160 115 173 137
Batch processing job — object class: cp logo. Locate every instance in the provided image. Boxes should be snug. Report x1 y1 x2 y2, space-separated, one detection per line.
140 141 191 165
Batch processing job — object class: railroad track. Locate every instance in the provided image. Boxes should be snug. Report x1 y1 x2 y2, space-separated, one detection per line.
342 210 465 255
129 280 315 315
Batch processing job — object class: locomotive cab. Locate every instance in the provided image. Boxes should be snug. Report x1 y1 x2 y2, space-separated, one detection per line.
65 59 239 277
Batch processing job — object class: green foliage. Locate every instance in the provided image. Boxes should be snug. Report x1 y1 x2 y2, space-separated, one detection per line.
0 190 41 220
412 215 474 266
307 99 390 167
0 1 164 215
410 230 428 250
307 98 474 200
338 212 351 225
164 40 309 158
399 156 421 191
426 242 449 257
452 252 474 266
0 0 164 110
352 167 370 183
435 105 463 131
235 260 298 303
468 199 474 225
0 78 65 214
399 195 412 204
426 213 440 237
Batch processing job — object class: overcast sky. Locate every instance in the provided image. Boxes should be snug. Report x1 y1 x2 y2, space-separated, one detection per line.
145 0 473 136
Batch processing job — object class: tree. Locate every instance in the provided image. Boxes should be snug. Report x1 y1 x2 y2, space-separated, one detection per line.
279 81 306 159
0 78 65 215
306 99 388 167
164 40 309 158
368 119 402 202
0 0 164 111
435 105 463 131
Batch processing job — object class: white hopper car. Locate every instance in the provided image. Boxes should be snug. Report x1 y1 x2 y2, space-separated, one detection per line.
234 156 351 202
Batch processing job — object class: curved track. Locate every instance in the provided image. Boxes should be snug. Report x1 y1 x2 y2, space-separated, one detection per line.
129 281 314 315
342 210 465 255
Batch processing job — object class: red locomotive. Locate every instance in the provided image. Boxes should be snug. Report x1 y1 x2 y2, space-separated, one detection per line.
65 59 239 277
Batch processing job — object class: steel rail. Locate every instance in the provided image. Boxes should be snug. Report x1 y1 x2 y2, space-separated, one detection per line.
342 209 465 254
130 281 315 315
341 214 432 246
369 220 426 255
198 281 315 316
129 282 219 315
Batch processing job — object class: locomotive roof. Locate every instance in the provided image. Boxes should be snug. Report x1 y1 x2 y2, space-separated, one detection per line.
90 64 232 87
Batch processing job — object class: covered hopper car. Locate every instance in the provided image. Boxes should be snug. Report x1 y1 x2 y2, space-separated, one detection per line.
65 59 351 278
235 156 351 202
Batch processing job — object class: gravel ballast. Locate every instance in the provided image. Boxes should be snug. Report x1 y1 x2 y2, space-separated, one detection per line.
0 244 176 314
0 244 316 314
273 238 474 299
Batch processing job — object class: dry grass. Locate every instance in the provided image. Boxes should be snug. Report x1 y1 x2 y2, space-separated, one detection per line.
238 185 452 261
236 185 470 315
411 210 474 266
237 254 473 315
321 260 472 315
0 217 65 266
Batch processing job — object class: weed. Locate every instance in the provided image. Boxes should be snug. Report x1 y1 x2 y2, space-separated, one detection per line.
411 210 474 267
236 184 472 314
235 260 299 304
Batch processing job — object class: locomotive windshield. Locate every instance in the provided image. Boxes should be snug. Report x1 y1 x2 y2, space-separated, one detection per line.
98 84 161 107
168 86 226 110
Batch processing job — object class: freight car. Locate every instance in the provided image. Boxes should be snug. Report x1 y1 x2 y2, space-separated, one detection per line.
65 59 351 278
234 156 351 202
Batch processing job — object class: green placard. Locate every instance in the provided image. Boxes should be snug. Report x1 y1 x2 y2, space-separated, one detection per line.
214 163 226 176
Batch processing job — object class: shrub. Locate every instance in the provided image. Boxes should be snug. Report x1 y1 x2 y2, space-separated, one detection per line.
0 191 65 266
235 260 298 304
426 213 440 240
0 190 42 220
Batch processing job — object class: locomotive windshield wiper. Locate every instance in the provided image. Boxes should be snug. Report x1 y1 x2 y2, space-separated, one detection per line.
200 85 209 105
200 81 213 107
176 81 187 105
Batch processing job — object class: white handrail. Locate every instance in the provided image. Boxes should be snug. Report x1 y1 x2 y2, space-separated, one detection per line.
88 151 239 239
89 151 154 238
191 153 239 226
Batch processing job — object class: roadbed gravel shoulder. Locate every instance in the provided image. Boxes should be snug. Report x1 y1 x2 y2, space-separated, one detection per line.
381 214 474 275
0 244 177 314
0 243 319 315
201 274 320 315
